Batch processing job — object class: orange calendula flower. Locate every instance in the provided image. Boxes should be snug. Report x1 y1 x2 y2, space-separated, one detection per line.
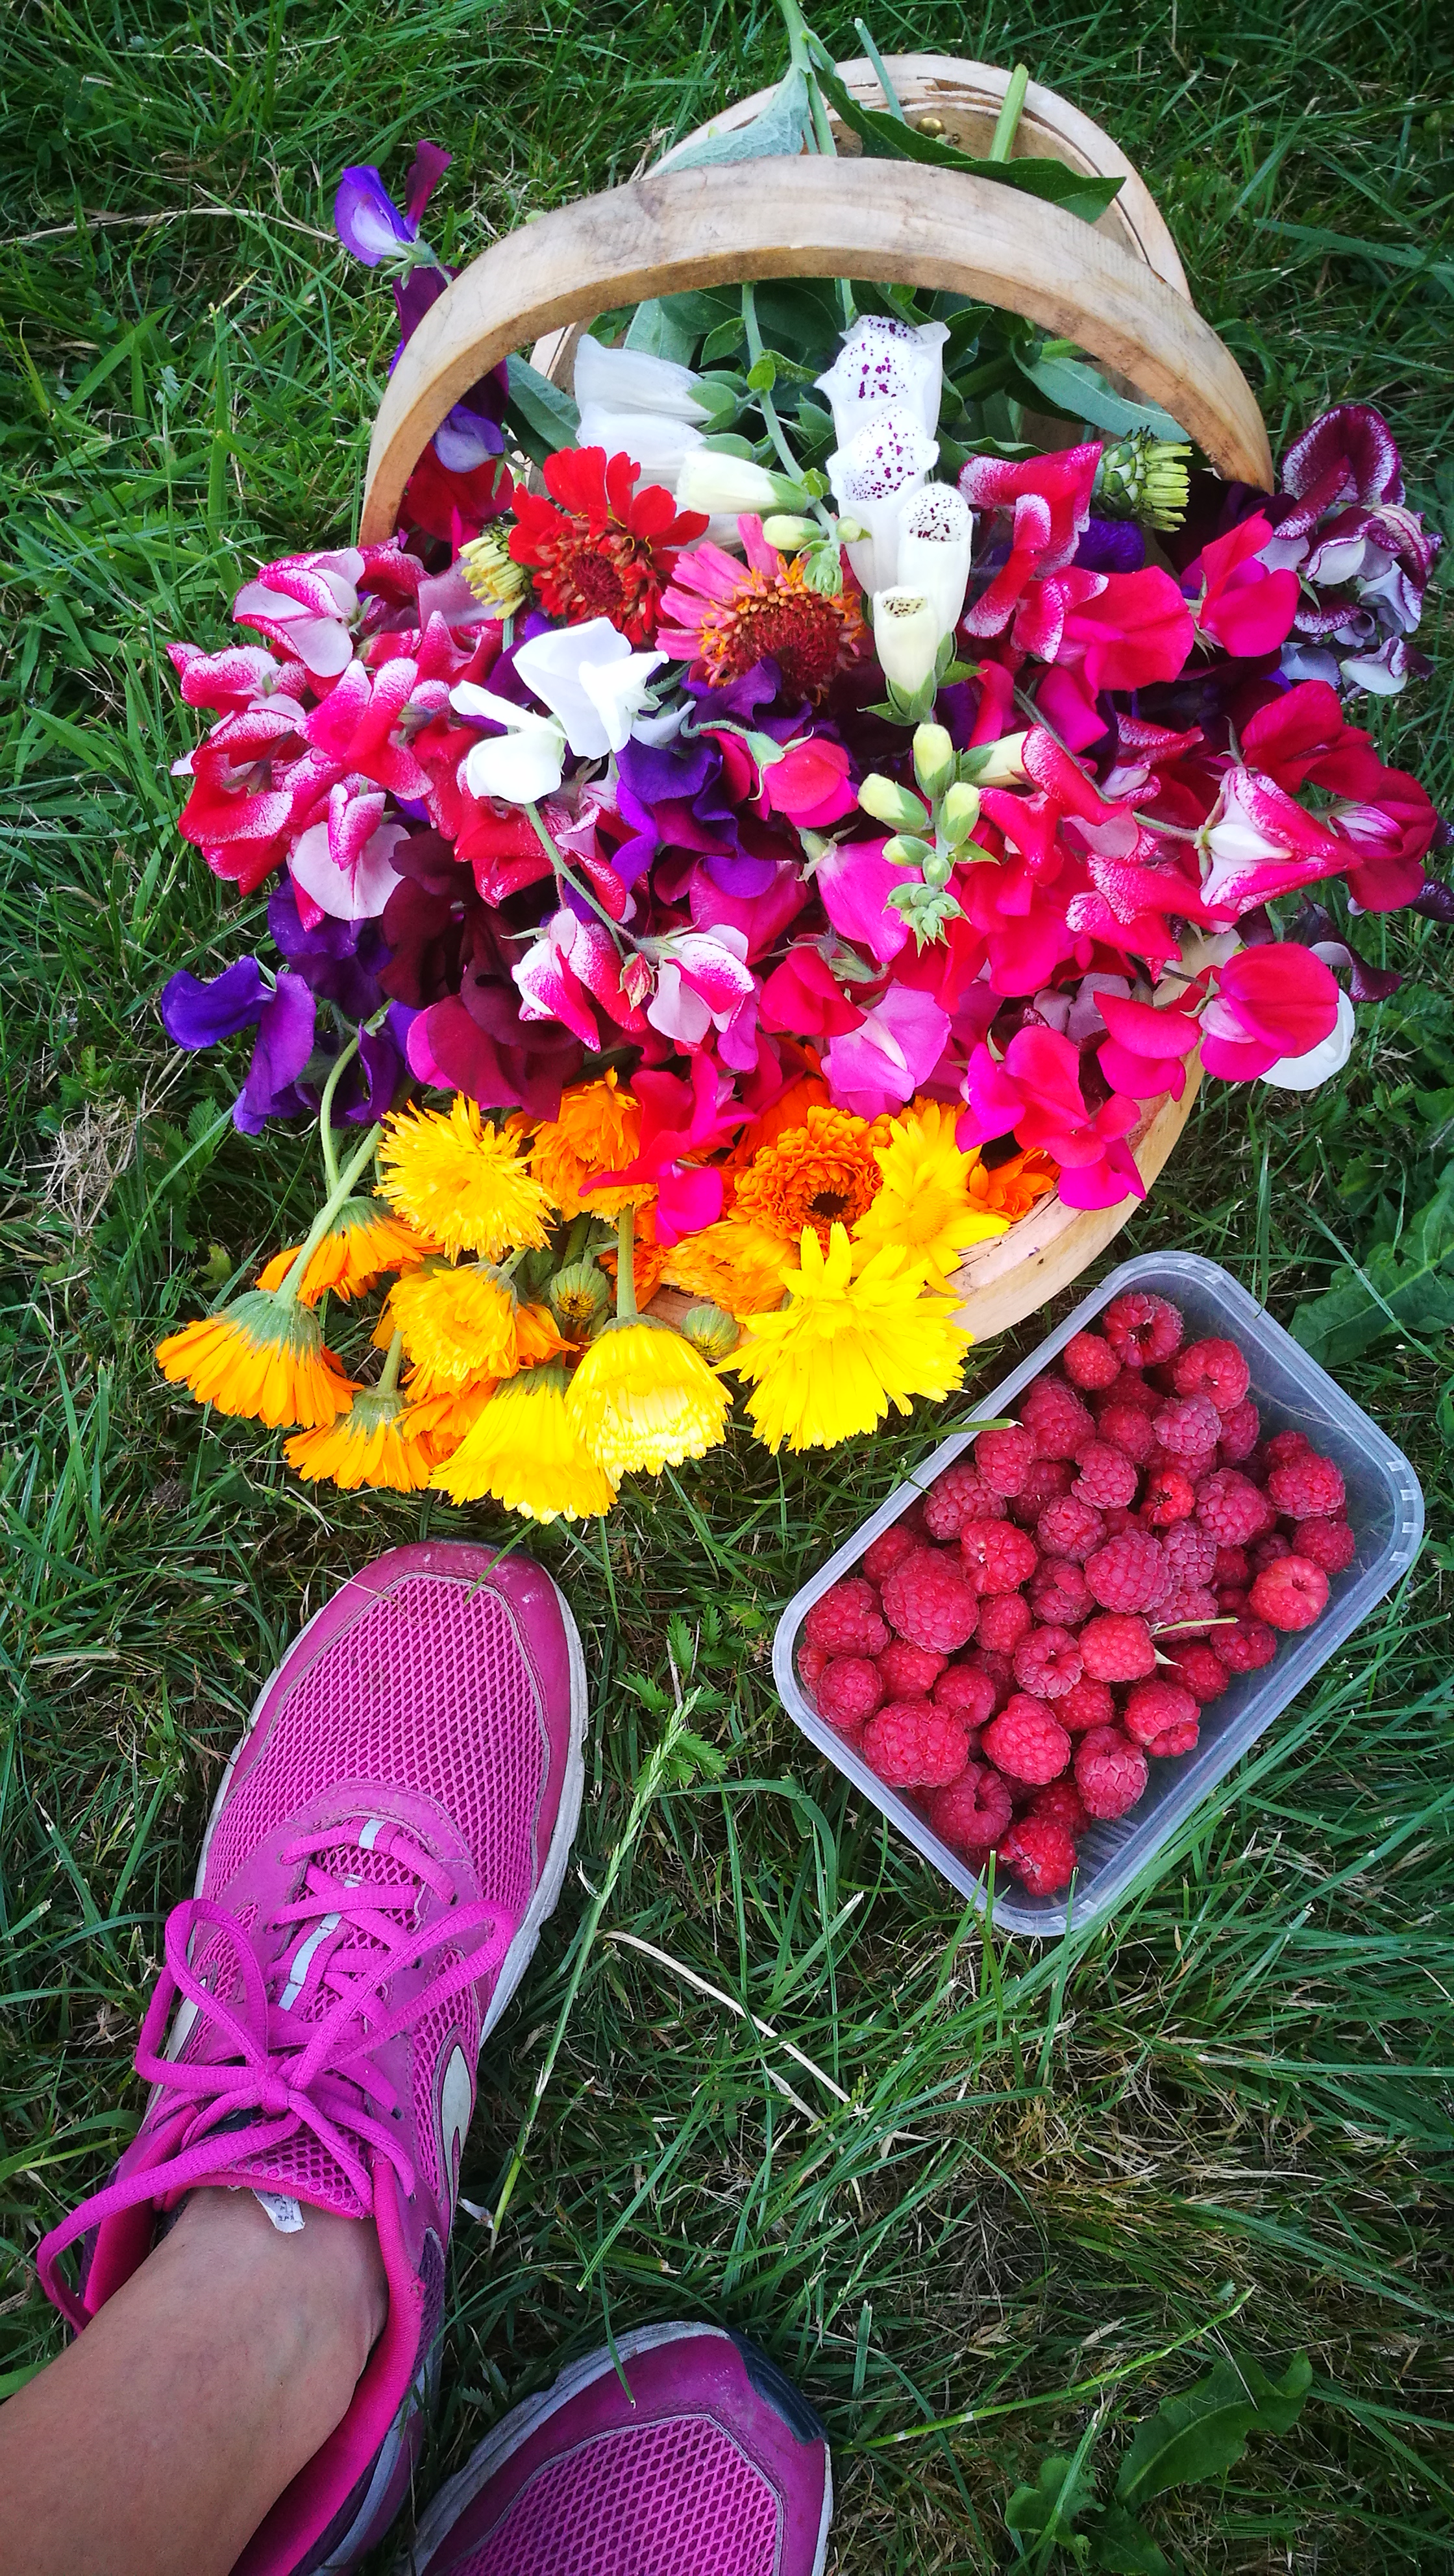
732 1106 889 1255
378 1096 554 1261
723 1071 832 1185
284 1388 436 1492
387 1265 523 1391
256 1198 437 1306
659 1220 791 1319
156 1291 354 1430
967 1145 1059 1222
528 1071 653 1222
401 1377 499 1461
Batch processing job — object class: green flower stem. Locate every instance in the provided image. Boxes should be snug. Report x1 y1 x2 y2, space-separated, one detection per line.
524 802 635 952
740 281 809 486
276 1121 384 1309
854 18 904 117
377 1329 404 1398
989 62 1029 162
315 1032 362 1193
615 1204 638 1322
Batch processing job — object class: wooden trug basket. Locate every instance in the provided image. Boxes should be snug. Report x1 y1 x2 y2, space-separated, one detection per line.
360 58 1270 1343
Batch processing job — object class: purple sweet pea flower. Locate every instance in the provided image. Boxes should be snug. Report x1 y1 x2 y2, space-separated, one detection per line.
334 140 451 268
160 957 270 1048
234 973 317 1134
1074 516 1146 573
268 882 389 1020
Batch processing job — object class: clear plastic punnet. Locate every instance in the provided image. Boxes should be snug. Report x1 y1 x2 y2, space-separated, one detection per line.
773 1251 1425 1940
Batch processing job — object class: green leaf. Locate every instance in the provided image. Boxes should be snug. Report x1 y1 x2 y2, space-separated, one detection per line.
504 353 580 456
657 66 809 170
810 57 1123 223
1017 351 1189 442
1290 1174 1454 1365
1006 2453 1094 2540
1085 2504 1171 2572
1115 2353 1311 2510
624 288 739 362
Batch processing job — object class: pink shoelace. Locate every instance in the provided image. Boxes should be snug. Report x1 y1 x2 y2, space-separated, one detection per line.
38 1819 511 2325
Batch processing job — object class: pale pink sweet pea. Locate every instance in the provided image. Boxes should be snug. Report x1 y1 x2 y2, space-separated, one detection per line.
1199 770 1348 919
232 549 364 682
1198 945 1340 1081
288 794 407 923
822 984 950 1117
644 928 756 1049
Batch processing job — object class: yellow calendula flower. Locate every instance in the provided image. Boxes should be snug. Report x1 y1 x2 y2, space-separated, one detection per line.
156 1291 354 1430
852 1099 1010 1280
430 1365 618 1521
730 1222 970 1454
255 1198 437 1305
566 1318 730 1478
284 1387 436 1492
378 1097 554 1261
528 1071 652 1221
388 1263 523 1391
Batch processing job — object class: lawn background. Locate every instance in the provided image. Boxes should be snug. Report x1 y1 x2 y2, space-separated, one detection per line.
2 1 1453 2566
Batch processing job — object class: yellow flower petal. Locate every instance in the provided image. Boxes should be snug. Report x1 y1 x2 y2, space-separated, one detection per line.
156 1291 354 1430
378 1097 554 1260
285 1388 436 1491
852 1099 1009 1280
730 1222 970 1454
565 1319 730 1477
430 1366 617 1520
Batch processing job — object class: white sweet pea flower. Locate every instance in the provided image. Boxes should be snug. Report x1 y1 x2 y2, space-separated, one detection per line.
872 588 940 695
1259 986 1356 1089
828 408 939 595
573 333 709 485
512 618 667 757
452 684 567 804
815 316 948 443
896 484 974 639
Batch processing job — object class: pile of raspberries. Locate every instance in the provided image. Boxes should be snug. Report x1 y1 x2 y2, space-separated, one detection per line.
796 1289 1355 1901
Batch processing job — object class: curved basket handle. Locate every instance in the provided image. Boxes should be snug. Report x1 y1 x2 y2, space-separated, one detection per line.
360 158 1271 543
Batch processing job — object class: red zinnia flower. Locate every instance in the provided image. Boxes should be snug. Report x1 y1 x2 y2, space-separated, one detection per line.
508 447 707 645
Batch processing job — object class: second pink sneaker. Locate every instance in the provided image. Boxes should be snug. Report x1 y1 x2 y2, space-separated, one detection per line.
36 1541 586 2576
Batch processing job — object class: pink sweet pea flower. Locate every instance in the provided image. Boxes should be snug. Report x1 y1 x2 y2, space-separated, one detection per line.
759 736 857 826
1199 770 1347 919
166 641 305 714
759 945 866 1038
588 1058 744 1244
1020 564 1195 694
1187 514 1301 658
688 860 807 961
1198 944 1340 1081
822 985 950 1117
512 910 648 1050
232 549 364 682
1096 989 1205 1100
815 835 912 966
644 928 756 1050
1237 682 1436 911
959 445 1101 636
958 1024 1142 1208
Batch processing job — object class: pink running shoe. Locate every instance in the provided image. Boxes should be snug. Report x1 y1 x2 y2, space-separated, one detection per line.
407 2324 833 2576
36 1541 586 2576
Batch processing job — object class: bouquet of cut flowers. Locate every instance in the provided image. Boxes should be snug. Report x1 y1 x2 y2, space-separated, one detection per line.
154 12 1448 1523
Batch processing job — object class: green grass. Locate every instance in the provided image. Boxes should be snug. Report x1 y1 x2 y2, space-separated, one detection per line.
3 0 1453 2564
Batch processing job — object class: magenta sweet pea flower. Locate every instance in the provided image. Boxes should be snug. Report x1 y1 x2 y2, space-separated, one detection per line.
815 835 912 965
232 550 364 682
822 985 951 1117
1095 989 1204 1101
588 1058 744 1244
1189 514 1301 658
1199 770 1348 919
758 734 857 827
958 1024 1142 1208
1198 945 1340 1081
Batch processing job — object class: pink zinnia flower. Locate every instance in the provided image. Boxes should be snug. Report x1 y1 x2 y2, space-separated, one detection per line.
657 517 865 702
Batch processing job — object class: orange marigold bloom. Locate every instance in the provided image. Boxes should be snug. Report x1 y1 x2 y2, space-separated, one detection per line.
256 1199 436 1306
284 1389 436 1493
732 1106 889 1254
722 1071 832 1188
529 1072 654 1221
967 1145 1060 1222
156 1292 353 1429
660 1221 790 1319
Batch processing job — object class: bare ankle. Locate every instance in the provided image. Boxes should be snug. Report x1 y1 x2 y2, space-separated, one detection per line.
165 2187 388 2367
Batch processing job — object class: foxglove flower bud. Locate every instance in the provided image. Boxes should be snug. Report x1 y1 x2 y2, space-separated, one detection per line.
870 588 940 695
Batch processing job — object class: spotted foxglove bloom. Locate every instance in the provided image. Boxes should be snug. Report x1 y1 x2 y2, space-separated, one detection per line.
828 411 939 596
573 333 709 483
452 687 568 804
872 587 940 695
815 315 948 444
512 619 668 757
896 483 974 638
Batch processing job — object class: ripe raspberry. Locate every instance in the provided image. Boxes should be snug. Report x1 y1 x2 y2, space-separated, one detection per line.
1263 1428 1312 1467
1148 1715 1200 1757
1085 1530 1170 1615
1021 1376 1095 1461
1266 1452 1346 1520
1153 1394 1222 1459
1030 1555 1094 1629
1142 1465 1197 1526
1122 1678 1199 1750
1290 1516 1357 1573
959 1520 1041 1596
963 1647 1013 1714
1008 1458 1074 1528
1095 1372 1161 1417
1037 1496 1106 1563
1250 1553 1330 1631
797 1644 828 1700
1072 1443 1139 1509
861 1700 972 1789
1094 1402 1159 1466
1217 1587 1250 1615
1074 1726 1148 1820
805 1579 888 1657
878 1639 948 1698
881 1549 980 1652
1013 1624 1084 1702
1031 1777 1091 1838
1213 1544 1250 1587
1211 1615 1278 1672
1058 1674 1116 1734
922 1461 1005 1539
976 1591 1033 1654
1251 1531 1292 1573
1153 1582 1219 1633
862 1522 920 1582
1100 1504 1136 1537
1102 1291 1183 1368
1196 1470 1274 1546
1216 1396 1260 1463
1170 1337 1251 1411
1080 1613 1156 1683
974 1424 1037 1496
1062 1330 1120 1389
927 1762 1013 1854
982 1696 1071 1785
817 1657 885 1729
933 1663 999 1729
998 1816 1077 1895
1164 1522 1217 1587
1164 1639 1231 1703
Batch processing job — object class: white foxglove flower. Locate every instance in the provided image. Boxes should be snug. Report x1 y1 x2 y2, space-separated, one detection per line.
675 449 785 516
511 618 667 758
815 315 948 443
573 332 709 422
576 402 703 482
828 409 939 595
1259 987 1356 1089
452 685 567 804
871 588 939 695
896 484 974 639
